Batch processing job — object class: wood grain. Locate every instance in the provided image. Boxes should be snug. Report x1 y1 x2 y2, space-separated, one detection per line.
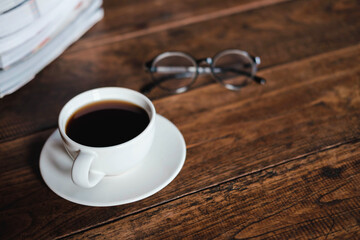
65 141 360 239
0 42 359 239
71 0 289 52
0 0 359 142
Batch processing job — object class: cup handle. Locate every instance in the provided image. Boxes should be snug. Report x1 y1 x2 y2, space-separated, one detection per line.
71 151 105 188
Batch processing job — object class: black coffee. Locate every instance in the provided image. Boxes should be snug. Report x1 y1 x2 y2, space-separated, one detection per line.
65 100 150 147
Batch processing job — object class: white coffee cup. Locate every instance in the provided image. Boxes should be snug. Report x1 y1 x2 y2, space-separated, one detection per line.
58 87 156 188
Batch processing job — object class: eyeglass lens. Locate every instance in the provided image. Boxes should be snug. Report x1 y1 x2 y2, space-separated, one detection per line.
212 51 254 89
152 54 196 92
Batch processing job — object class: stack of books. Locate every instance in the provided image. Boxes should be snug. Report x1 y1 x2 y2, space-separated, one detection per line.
0 0 104 98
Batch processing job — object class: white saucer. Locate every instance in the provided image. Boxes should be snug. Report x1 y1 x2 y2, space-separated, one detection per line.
39 114 186 207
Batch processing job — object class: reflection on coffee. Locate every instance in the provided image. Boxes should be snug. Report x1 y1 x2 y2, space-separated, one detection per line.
65 100 149 147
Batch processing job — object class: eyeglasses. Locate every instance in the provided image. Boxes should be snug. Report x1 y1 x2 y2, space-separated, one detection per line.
142 49 266 94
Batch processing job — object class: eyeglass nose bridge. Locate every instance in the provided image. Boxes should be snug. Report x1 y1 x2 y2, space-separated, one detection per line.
193 57 214 75
196 57 213 65
194 57 214 75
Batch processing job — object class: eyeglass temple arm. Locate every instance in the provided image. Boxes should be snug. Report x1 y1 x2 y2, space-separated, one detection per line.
216 67 266 85
253 75 266 85
145 59 154 70
141 70 265 94
140 81 156 94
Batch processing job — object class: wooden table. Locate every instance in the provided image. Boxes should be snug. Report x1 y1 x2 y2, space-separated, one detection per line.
1 0 359 239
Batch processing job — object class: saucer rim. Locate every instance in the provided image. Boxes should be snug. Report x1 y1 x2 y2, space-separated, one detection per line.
39 114 186 207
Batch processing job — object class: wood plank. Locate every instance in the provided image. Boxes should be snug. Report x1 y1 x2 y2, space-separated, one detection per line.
1 0 359 142
0 44 359 239
71 0 289 52
64 141 360 239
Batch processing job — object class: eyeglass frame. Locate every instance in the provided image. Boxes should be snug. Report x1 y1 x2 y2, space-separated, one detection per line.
143 49 266 94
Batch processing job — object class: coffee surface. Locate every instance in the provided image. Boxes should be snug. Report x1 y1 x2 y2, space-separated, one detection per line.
66 100 149 147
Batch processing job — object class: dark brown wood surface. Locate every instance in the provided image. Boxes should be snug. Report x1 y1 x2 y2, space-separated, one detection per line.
0 0 359 239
